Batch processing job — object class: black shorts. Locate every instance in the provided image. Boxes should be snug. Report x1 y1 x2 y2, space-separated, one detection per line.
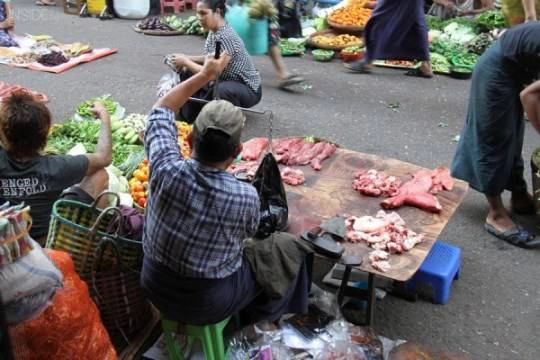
59 186 94 204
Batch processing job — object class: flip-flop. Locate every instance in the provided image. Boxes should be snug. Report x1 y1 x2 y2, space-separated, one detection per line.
36 1 57 6
484 223 540 249
344 60 372 73
278 75 304 89
405 68 433 78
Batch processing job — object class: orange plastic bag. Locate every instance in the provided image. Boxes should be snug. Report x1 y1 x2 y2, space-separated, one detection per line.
9 250 117 360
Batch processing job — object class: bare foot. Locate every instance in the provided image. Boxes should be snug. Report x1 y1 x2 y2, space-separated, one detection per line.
486 210 516 233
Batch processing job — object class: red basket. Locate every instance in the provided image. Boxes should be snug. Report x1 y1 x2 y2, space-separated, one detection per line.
340 51 364 62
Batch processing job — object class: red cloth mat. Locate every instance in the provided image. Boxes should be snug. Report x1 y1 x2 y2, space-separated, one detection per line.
0 81 49 103
10 48 117 74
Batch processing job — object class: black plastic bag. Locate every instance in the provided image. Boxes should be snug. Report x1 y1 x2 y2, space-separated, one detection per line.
252 153 289 238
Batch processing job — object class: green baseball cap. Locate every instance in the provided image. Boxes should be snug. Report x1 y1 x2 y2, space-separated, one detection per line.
194 100 244 143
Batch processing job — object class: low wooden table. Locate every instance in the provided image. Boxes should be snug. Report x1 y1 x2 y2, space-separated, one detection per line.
284 148 469 325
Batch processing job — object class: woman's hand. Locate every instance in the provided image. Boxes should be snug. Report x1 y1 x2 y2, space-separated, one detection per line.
0 17 14 30
171 54 188 70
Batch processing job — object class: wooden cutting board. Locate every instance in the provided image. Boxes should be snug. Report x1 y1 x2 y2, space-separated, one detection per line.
284 148 468 282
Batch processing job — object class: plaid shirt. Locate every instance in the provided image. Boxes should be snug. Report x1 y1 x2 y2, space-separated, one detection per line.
142 107 260 279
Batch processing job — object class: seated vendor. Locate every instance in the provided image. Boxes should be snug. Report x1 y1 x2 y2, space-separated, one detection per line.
168 0 262 123
141 55 309 325
0 93 112 244
428 0 494 19
0 0 17 47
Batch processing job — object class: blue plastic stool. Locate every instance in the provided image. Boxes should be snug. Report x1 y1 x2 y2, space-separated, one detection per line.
405 241 461 305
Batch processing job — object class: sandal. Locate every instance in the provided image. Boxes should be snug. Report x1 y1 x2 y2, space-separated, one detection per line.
484 223 540 249
278 75 304 89
405 67 433 78
36 0 56 6
344 60 372 73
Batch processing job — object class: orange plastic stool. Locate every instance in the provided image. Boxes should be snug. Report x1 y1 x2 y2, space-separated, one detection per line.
161 0 186 14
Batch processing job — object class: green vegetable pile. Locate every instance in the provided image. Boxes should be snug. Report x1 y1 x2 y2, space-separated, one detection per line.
46 118 144 166
430 53 451 74
179 16 207 36
427 9 508 76
451 52 479 69
161 16 184 32
279 38 306 56
76 95 117 119
475 10 507 32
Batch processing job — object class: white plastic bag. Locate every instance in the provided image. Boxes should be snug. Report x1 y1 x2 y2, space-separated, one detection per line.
0 239 63 304
157 72 181 98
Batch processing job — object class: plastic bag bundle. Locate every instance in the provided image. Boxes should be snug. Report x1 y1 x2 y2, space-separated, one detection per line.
0 203 34 266
0 204 63 324
9 250 117 360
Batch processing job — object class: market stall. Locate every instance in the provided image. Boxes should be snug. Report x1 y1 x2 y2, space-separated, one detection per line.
229 138 468 325
0 34 116 74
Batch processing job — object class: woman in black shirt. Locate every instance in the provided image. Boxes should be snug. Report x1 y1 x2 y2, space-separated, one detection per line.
451 22 540 249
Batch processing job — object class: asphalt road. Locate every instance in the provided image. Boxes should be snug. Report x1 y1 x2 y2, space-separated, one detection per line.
2 2 539 359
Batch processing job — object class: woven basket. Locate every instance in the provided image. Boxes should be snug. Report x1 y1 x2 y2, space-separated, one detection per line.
327 19 365 33
308 30 363 51
91 238 152 348
46 192 143 278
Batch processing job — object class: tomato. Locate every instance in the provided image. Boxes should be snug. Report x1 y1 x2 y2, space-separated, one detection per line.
132 183 144 193
137 198 146 208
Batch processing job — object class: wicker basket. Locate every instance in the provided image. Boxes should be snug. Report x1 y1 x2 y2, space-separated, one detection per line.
327 19 365 33
308 30 363 51
90 238 152 348
46 192 143 279
133 26 185 36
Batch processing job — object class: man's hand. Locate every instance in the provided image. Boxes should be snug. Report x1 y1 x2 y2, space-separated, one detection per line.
90 102 110 121
200 53 229 81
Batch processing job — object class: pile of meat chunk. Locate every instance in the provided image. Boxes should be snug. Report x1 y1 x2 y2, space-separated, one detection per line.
345 210 424 272
352 167 454 213
352 169 402 197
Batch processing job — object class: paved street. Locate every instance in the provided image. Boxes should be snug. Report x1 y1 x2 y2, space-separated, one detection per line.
2 2 539 359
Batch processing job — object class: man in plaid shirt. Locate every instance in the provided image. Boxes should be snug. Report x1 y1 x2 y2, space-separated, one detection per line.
141 55 308 326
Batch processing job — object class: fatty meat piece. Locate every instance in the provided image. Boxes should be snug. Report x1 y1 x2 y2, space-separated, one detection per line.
381 167 454 213
280 167 305 186
352 169 402 197
241 138 268 161
345 210 424 272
